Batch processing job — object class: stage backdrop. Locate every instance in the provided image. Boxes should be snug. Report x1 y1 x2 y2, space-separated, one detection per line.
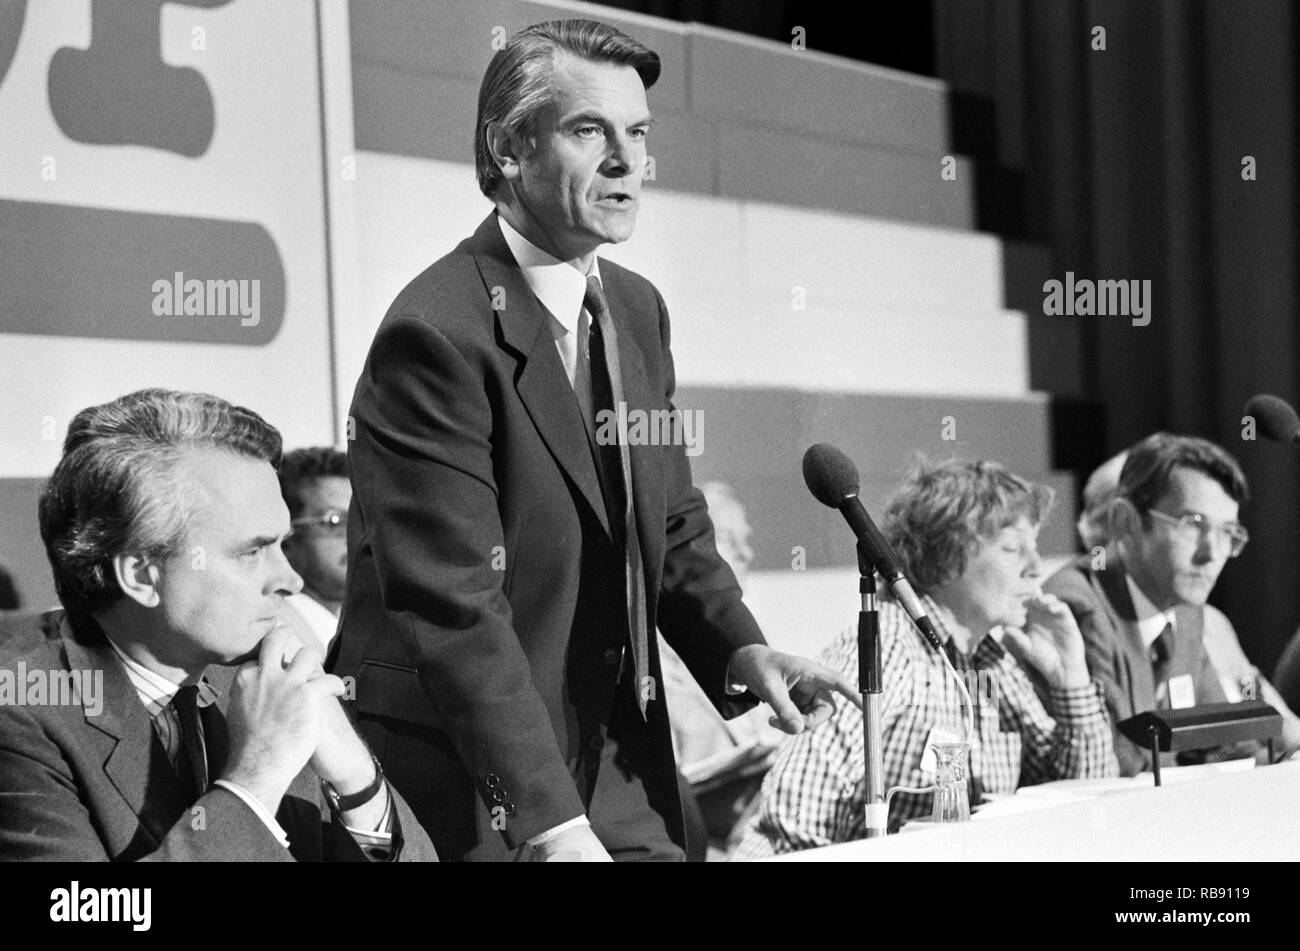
1 0 1066 665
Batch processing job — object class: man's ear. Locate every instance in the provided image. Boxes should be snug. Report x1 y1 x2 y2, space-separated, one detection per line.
1109 497 1141 542
485 121 523 183
112 553 162 608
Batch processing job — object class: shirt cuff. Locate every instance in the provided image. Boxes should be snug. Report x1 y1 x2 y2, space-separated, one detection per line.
723 655 747 696
1049 679 1107 723
344 784 396 861
212 779 290 849
527 815 589 847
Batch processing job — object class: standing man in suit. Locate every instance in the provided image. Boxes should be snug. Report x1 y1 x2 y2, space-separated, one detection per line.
0 389 435 861
1044 433 1251 774
335 18 857 862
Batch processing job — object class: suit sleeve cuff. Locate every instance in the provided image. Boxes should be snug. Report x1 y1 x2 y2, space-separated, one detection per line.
213 779 290 849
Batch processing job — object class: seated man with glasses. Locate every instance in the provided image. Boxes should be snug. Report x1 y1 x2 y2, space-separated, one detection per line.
278 448 350 658
1045 433 1257 774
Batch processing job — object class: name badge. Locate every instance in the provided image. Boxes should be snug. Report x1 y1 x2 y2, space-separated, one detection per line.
1167 674 1195 709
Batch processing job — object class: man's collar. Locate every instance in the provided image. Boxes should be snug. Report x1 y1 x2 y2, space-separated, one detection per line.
103 634 219 713
1124 574 1177 648
496 213 600 336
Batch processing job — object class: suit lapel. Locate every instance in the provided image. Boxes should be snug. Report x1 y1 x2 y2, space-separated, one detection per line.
1096 552 1139 624
470 214 613 541
62 612 190 846
1094 556 1157 710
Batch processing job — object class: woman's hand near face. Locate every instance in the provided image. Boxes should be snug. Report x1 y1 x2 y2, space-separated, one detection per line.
1001 591 1091 690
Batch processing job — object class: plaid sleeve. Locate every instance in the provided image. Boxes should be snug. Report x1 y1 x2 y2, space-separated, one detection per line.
732 628 867 859
1017 673 1119 784
732 607 927 859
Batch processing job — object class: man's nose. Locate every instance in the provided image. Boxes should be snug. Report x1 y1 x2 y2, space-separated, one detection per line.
1194 531 1227 564
269 544 304 596
1023 548 1044 580
604 131 637 175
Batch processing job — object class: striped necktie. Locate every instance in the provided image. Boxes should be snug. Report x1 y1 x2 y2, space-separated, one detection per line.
172 684 209 802
1151 622 1174 709
584 275 650 717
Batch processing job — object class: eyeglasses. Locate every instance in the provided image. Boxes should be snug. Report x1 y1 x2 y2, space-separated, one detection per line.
1146 508 1249 557
290 509 347 536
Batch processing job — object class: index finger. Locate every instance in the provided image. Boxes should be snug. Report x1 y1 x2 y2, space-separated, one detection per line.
284 642 325 682
799 666 863 710
258 624 296 670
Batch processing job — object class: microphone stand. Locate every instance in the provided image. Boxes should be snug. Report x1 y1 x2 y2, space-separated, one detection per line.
858 540 887 837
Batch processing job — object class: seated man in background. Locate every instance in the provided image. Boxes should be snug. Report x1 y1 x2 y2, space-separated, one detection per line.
278 447 350 657
658 482 784 858
1075 451 1129 555
1070 444 1300 759
0 389 435 861
735 460 1117 857
1045 433 1256 775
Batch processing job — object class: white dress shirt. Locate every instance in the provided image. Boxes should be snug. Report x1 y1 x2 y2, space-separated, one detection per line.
497 214 602 428
285 591 341 657
1125 575 1178 649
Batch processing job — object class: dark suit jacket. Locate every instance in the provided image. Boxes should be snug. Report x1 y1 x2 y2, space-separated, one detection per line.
0 610 436 861
1044 552 1229 775
333 212 766 860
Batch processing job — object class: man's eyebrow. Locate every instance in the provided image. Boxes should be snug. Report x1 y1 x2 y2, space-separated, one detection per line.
564 111 654 128
234 533 289 550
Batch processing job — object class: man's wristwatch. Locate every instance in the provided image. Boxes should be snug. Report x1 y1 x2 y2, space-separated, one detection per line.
322 755 386 813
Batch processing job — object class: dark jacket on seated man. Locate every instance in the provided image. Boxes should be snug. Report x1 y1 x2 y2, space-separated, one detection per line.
0 610 438 861
1044 551 1235 775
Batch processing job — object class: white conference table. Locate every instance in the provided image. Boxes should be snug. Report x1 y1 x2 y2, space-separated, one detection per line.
769 760 1300 861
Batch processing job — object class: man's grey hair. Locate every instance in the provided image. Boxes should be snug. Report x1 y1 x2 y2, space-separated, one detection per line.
39 389 282 613
474 18 660 198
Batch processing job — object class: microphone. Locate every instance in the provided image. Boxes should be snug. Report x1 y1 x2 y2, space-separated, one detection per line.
1244 393 1300 444
802 444 944 651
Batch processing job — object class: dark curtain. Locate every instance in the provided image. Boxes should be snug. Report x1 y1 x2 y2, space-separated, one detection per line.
937 0 1300 674
591 1 936 74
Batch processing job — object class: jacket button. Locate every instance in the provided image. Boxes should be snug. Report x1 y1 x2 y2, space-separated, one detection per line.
485 772 501 787
503 802 516 815
604 648 621 665
491 788 508 803
589 735 605 752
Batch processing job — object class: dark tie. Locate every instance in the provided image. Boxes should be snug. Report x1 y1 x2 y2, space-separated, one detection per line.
172 684 209 803
584 275 650 717
1151 622 1174 709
